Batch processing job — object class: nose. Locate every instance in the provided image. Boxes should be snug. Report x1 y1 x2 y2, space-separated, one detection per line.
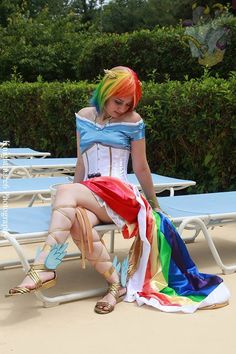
118 104 127 113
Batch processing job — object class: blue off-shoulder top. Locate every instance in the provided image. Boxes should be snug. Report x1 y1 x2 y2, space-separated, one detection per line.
75 113 145 153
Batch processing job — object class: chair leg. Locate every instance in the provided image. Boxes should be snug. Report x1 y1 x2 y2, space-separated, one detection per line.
178 217 236 274
110 230 115 253
1 231 108 307
1 231 30 272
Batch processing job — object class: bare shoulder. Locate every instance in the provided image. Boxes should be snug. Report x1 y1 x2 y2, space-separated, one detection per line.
77 107 96 121
123 111 142 123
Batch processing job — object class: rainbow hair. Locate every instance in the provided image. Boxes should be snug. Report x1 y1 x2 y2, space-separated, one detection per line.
91 66 142 113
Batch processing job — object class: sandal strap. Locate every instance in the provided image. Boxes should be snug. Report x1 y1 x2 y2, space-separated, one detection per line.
27 266 42 289
94 282 126 314
54 209 70 221
9 286 31 295
77 207 93 253
47 228 70 244
103 265 115 280
86 255 116 281
27 265 56 289
76 207 94 269
107 282 121 301
32 264 48 271
52 205 75 211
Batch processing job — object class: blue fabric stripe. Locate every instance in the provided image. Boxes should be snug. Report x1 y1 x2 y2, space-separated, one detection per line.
157 212 222 297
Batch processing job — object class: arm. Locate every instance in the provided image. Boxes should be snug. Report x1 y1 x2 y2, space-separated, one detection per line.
73 132 85 183
131 138 161 211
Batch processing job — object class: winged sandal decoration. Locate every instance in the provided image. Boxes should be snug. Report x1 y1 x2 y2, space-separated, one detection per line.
6 243 69 297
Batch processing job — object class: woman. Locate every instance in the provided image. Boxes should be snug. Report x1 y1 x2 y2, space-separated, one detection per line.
7 66 230 314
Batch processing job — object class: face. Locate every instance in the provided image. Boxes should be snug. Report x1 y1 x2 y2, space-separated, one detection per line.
104 96 133 118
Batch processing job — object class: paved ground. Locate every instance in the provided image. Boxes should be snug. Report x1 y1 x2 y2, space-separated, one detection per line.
1 196 236 354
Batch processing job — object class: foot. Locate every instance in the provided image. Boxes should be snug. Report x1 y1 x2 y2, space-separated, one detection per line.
95 284 126 314
14 271 55 291
7 266 56 296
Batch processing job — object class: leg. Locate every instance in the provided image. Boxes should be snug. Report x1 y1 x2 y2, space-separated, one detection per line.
71 208 126 314
8 184 126 310
8 184 112 294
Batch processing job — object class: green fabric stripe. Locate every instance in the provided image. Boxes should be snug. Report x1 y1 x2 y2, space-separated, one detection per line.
153 211 171 283
153 211 205 303
160 286 205 302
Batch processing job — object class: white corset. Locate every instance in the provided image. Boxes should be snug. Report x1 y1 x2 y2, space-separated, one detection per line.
82 144 130 182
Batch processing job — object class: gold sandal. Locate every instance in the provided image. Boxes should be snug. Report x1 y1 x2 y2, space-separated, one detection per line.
74 208 127 314
6 264 56 297
6 203 74 298
94 281 126 315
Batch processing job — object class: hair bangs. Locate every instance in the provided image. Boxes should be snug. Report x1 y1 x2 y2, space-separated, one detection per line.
91 66 142 112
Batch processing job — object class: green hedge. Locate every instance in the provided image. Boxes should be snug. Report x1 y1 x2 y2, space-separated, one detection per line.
1 24 236 83
75 26 236 82
0 81 94 156
140 74 236 192
0 75 235 192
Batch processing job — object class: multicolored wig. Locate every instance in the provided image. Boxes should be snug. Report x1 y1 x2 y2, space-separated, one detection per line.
91 66 142 113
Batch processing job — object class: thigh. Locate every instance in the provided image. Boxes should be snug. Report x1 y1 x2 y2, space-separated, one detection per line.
56 183 113 223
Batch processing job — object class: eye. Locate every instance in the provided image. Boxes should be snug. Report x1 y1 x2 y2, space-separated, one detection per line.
114 99 122 105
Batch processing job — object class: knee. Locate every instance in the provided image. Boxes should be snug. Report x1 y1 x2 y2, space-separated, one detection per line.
53 184 78 204
56 183 74 195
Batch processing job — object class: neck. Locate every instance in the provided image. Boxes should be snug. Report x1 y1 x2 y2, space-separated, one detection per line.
94 112 112 125
102 113 111 121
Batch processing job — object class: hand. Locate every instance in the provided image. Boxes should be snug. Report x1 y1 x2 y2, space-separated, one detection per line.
154 208 172 220
154 207 162 213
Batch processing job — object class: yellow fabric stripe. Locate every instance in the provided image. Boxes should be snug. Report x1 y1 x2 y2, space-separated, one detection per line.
150 221 168 292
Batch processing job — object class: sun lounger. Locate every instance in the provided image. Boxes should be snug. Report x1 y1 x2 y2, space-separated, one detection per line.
0 176 72 206
128 173 196 195
1 191 235 306
0 176 71 197
0 157 77 178
0 205 117 306
0 173 196 253
0 173 196 206
2 157 196 193
0 173 196 197
0 147 51 158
